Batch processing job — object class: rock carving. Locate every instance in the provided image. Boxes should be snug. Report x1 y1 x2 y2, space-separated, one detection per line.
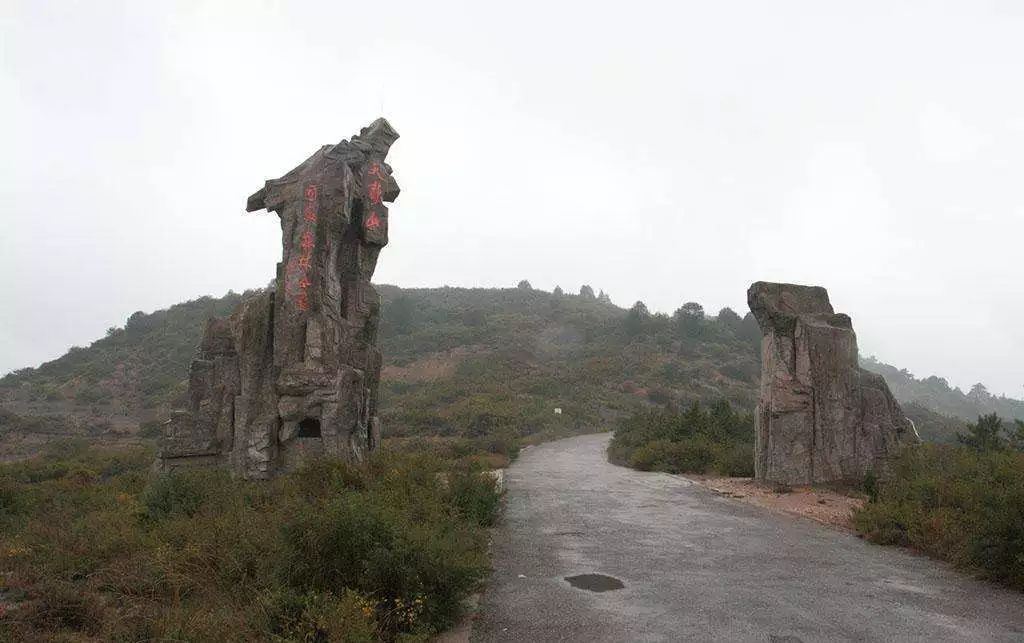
158 118 400 478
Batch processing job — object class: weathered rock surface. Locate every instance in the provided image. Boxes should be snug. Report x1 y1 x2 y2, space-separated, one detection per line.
159 118 400 478
748 281 917 485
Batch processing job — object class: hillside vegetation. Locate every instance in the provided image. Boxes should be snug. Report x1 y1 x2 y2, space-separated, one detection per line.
608 401 754 477
375 285 762 445
0 442 500 641
860 356 1024 426
0 285 764 455
2 284 1019 455
855 414 1024 591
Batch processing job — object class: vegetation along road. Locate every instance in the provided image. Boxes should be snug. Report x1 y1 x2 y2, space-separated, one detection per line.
472 433 1024 642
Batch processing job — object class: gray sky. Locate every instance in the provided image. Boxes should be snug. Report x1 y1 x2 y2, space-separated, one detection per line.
2 1 1022 397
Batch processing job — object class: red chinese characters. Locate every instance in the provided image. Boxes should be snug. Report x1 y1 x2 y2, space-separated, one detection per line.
288 183 318 311
367 180 383 205
303 184 318 223
364 162 386 233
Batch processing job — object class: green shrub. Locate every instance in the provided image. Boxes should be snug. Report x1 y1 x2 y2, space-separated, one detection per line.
862 469 879 502
19 579 106 636
138 419 164 439
278 486 486 634
715 442 755 477
610 402 754 476
0 446 494 641
288 457 368 497
447 470 502 526
667 438 717 473
141 471 212 518
0 479 26 517
285 590 378 643
854 443 1024 590
627 440 673 471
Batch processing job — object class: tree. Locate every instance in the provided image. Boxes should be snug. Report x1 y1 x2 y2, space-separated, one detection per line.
125 311 150 333
708 399 735 437
579 285 595 299
968 383 991 401
1007 420 1024 453
625 301 651 336
386 295 416 334
738 312 761 349
517 280 532 290
676 402 707 439
957 413 1006 451
598 290 611 303
923 376 951 393
553 285 564 296
673 302 705 338
462 308 486 327
716 307 742 332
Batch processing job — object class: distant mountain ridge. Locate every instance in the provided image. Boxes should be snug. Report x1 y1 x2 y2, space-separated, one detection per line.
859 355 1024 424
1 284 1019 457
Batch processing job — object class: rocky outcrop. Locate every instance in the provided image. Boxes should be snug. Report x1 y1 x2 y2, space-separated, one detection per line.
748 281 917 485
159 118 400 478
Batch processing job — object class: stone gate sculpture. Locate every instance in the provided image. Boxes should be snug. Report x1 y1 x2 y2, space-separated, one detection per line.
748 281 918 485
158 118 400 478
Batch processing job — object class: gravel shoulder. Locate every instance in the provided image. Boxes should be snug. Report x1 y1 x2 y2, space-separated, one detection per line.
685 475 864 531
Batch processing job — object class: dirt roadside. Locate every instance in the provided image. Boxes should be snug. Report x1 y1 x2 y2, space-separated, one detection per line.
684 475 866 531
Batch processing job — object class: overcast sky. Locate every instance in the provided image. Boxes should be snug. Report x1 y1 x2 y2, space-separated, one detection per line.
2 1 1022 397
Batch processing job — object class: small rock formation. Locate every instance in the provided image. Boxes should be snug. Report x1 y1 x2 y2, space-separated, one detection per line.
158 118 400 479
747 281 917 485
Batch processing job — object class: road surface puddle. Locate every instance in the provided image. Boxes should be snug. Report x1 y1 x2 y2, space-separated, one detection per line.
564 573 625 592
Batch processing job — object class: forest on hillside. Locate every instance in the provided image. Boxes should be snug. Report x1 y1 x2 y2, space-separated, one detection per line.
1 284 1020 456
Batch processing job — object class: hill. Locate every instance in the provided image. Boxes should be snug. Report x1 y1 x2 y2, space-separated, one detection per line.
2 284 1018 456
860 356 1024 425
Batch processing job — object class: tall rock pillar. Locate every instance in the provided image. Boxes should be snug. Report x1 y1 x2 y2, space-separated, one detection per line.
747 281 917 485
159 118 400 478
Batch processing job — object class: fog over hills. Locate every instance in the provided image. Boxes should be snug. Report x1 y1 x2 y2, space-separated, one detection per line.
3 2 1023 398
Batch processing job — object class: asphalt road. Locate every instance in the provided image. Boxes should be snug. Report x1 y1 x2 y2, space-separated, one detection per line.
471 433 1024 642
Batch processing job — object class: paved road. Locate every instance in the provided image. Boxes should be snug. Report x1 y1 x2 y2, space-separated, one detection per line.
472 433 1024 642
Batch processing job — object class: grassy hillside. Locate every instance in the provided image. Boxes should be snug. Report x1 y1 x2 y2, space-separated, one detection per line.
0 291 251 415
2 284 1017 454
374 285 761 444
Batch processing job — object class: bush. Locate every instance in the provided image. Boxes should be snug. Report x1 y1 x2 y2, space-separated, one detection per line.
0 479 26 517
278 458 492 635
138 419 164 439
627 440 673 471
141 471 212 518
610 402 754 476
862 469 879 502
715 442 755 477
853 443 1024 590
447 470 502 527
0 446 496 640
285 590 378 643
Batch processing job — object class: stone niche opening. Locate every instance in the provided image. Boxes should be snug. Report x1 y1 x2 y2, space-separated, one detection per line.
297 417 322 438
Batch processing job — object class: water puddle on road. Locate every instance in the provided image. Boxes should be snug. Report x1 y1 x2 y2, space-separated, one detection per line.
564 573 625 592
